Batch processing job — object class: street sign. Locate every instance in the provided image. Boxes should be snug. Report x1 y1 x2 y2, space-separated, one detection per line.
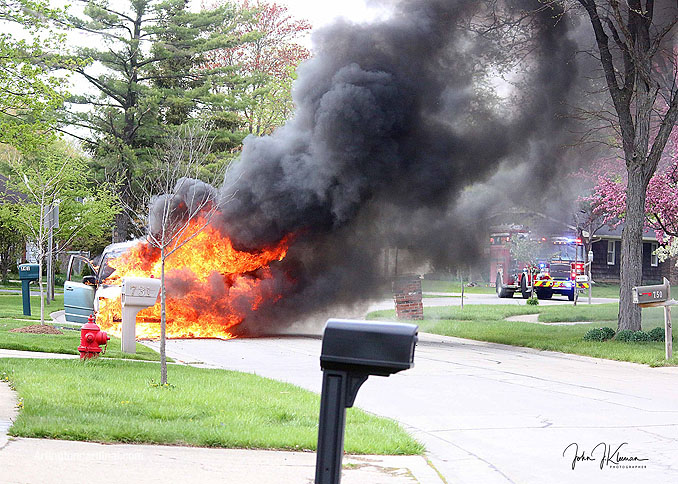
632 281 669 306
45 204 59 229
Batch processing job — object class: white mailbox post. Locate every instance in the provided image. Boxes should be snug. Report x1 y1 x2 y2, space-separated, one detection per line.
121 277 161 353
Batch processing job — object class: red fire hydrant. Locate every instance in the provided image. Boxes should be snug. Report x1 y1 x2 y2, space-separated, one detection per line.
78 314 110 359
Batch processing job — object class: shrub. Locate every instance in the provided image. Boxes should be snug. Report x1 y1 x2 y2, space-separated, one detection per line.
615 330 634 342
600 327 616 340
648 327 665 342
583 328 603 342
631 331 651 342
584 328 603 341
583 327 616 342
526 296 539 306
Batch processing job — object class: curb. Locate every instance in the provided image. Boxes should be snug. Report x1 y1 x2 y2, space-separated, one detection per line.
0 381 18 450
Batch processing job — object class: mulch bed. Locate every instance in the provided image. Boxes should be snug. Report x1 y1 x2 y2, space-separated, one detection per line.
9 324 63 335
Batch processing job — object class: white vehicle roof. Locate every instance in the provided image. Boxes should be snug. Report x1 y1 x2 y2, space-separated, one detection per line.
103 239 142 255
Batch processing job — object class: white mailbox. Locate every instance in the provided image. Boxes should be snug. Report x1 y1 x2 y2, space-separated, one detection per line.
121 277 161 353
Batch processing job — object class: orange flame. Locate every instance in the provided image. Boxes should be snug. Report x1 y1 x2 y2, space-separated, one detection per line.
96 216 290 339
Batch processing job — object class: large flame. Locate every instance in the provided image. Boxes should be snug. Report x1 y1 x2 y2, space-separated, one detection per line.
96 216 290 339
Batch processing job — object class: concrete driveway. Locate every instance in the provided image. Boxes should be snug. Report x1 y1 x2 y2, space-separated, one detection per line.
147 328 678 484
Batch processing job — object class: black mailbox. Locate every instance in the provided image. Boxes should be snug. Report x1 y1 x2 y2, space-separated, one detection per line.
315 319 418 484
321 319 417 375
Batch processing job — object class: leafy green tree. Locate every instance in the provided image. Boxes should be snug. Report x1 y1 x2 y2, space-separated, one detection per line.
0 0 68 151
204 0 311 136
58 0 255 241
0 201 24 284
508 235 541 268
1 139 119 323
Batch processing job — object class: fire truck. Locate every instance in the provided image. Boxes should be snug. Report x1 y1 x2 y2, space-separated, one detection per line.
490 228 589 300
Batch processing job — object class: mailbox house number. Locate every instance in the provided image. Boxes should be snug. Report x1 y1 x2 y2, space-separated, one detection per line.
641 290 664 299
130 285 153 297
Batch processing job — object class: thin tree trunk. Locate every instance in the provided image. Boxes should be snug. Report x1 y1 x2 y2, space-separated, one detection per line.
618 168 646 331
160 245 167 385
113 212 129 243
38 258 45 324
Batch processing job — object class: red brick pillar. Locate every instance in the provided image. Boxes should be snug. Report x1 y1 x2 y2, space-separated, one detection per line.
392 274 424 320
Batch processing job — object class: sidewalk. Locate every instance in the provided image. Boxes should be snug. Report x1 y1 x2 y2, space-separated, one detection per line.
0 334 441 483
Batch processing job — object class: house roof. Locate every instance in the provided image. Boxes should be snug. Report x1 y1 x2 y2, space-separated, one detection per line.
592 223 659 242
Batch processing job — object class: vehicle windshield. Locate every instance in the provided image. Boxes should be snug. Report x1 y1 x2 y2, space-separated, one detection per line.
538 241 584 262
98 249 128 282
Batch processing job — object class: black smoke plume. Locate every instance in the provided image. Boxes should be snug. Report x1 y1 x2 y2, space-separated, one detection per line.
161 0 584 334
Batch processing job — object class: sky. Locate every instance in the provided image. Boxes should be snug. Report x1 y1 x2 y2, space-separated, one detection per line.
276 0 391 30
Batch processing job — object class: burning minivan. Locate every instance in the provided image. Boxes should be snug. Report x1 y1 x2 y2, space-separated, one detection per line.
64 240 139 324
63 222 290 339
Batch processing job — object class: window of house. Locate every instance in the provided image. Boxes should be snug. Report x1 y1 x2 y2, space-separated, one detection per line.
651 243 658 267
607 240 616 265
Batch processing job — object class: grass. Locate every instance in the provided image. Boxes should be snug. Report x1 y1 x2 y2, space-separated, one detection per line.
422 279 495 294
422 279 678 303
368 303 678 367
0 317 163 361
0 358 423 455
0 293 65 321
0 293 161 360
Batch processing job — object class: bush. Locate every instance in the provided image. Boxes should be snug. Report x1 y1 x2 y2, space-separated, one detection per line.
648 327 665 342
526 296 539 306
583 327 616 342
583 328 603 342
54 274 66 287
615 330 634 342
600 327 616 340
631 330 651 342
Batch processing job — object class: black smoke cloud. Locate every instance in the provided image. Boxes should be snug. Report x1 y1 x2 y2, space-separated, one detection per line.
166 0 584 334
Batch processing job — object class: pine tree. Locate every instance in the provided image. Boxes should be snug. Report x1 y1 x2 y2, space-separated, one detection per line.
60 0 254 241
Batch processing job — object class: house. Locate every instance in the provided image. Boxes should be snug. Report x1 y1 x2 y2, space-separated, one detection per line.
588 225 672 284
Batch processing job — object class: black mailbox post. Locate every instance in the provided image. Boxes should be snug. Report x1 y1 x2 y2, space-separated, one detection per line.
315 319 418 484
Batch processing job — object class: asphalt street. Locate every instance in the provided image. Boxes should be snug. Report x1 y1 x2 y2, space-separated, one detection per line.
145 298 678 484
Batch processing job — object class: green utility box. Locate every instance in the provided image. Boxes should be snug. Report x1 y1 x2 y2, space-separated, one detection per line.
18 263 39 316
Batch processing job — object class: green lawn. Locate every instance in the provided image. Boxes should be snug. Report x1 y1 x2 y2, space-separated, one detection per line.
0 293 161 360
368 303 678 367
422 279 678 302
0 293 65 321
0 358 423 455
0 317 163 361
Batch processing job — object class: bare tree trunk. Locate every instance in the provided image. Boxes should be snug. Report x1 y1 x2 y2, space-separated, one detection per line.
113 212 129 243
38 258 45 324
160 245 167 384
618 168 646 331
